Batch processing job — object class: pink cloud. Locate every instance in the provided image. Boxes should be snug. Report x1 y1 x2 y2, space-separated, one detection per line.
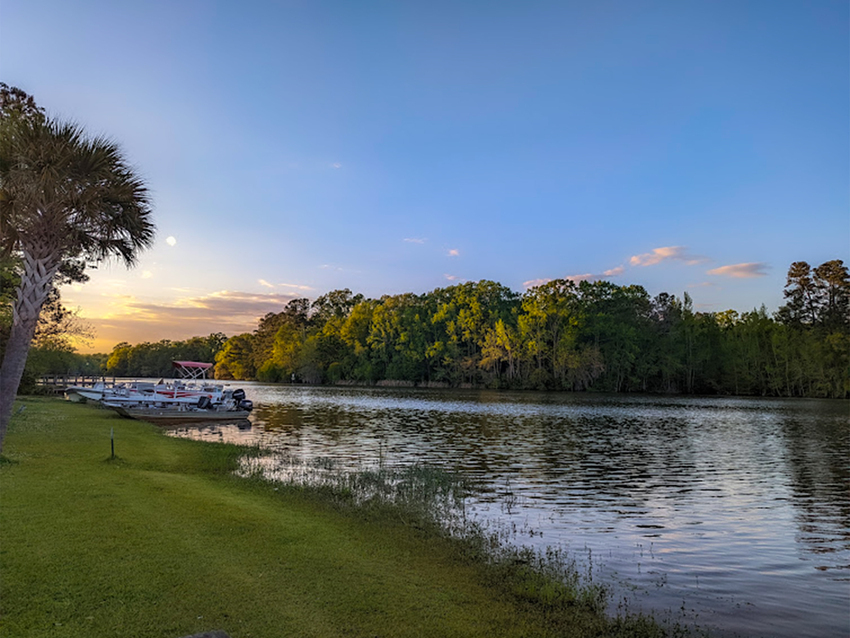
629 246 706 267
707 263 769 278
524 264 625 289
523 278 551 289
603 265 625 277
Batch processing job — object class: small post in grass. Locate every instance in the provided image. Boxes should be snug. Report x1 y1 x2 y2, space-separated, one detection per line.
110 427 115 459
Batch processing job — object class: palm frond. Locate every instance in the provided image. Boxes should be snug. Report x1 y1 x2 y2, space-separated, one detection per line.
0 116 155 267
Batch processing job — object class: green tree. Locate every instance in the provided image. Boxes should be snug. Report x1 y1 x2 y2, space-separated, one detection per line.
577 281 651 392
427 281 518 385
307 290 363 380
339 299 379 382
268 321 305 381
20 337 78 382
214 333 256 380
0 85 154 452
518 279 594 389
177 333 228 364
311 289 363 328
368 293 424 381
480 318 520 385
813 260 850 331
251 299 311 374
775 260 849 397
778 261 819 326
105 342 132 376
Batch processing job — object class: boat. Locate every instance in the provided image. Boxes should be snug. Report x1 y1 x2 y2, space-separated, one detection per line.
104 403 252 424
66 361 226 404
94 381 226 406
67 380 226 404
103 388 254 424
65 381 112 402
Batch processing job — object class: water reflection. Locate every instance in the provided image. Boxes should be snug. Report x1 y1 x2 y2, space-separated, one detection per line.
169 386 850 638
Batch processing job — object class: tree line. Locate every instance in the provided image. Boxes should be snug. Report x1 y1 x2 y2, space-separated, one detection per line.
11 250 848 399
202 259 847 398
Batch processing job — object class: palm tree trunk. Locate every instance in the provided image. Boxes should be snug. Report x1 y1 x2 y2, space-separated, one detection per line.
0 250 59 454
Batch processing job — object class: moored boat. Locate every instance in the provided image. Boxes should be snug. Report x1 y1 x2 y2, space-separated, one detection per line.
102 387 254 424
67 361 226 405
97 381 226 406
65 381 116 402
103 402 252 424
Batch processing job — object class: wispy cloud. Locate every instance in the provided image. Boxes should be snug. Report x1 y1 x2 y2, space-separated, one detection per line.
278 282 315 291
447 249 460 257
629 246 706 267
444 274 460 281
571 264 628 282
331 162 342 169
404 237 427 244
524 265 624 289
258 279 313 291
707 262 769 278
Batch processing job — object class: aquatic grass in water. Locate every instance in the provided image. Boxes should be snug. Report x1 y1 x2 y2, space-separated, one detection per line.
241 454 471 530
238 451 711 637
241 453 614 615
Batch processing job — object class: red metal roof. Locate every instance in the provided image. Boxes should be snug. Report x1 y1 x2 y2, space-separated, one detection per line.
172 361 213 369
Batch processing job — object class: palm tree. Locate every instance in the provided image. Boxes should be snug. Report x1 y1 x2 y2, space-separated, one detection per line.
0 90 155 453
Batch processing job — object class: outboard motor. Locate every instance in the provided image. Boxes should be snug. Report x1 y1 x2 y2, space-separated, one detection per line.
232 389 246 401
197 395 212 409
239 399 254 412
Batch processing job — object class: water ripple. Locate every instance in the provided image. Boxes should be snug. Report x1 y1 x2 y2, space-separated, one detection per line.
169 385 850 638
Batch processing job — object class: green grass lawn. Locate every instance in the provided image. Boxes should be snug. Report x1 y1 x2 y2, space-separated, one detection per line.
0 397 663 638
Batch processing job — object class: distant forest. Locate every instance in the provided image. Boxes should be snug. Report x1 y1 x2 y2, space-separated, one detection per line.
23 260 850 399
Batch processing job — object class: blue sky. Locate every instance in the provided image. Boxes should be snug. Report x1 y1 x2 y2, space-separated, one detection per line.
1 0 847 352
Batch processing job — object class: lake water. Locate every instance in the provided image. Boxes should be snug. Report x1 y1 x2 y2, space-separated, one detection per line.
168 385 850 638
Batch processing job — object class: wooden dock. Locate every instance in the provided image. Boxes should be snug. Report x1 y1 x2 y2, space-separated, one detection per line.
37 375 118 395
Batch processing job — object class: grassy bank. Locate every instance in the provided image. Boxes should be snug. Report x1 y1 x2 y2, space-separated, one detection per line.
0 397 665 638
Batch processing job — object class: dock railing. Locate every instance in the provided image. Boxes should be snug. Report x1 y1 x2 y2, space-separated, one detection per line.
37 375 118 394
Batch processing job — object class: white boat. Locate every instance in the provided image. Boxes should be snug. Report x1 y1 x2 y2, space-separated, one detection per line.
65 381 112 402
103 388 253 424
66 380 224 404
98 381 226 405
66 362 225 405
